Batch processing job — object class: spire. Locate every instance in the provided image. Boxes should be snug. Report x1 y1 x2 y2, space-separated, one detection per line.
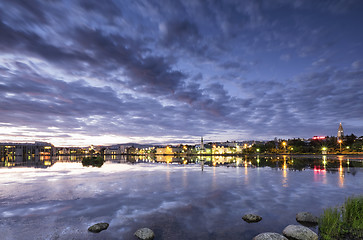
337 122 344 140
201 137 204 150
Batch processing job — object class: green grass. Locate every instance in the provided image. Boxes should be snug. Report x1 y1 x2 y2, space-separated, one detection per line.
319 196 363 240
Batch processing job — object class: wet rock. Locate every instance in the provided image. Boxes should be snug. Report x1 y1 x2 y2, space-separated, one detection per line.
88 222 109 233
282 225 318 240
134 228 155 240
253 232 288 240
242 213 262 223
296 212 318 225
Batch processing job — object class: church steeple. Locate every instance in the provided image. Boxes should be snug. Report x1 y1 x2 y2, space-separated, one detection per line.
337 122 344 141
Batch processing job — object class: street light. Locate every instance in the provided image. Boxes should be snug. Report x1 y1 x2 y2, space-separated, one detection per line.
322 147 327 154
282 141 287 153
338 140 342 153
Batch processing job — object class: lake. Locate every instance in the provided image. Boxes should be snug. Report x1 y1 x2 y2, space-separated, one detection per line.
0 155 362 239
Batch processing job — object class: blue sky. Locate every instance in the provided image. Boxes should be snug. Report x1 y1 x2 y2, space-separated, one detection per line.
0 0 362 146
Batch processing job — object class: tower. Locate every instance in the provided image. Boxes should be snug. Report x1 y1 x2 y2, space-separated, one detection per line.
337 122 344 141
201 137 204 150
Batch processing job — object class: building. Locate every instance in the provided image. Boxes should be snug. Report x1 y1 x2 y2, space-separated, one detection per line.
337 122 344 141
0 142 54 163
156 146 182 155
104 146 123 155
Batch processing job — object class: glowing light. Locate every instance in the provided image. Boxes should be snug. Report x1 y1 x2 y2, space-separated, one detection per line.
314 166 326 174
313 136 325 140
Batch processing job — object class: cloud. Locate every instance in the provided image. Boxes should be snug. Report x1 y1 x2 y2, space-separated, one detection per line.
0 0 363 144
160 20 200 47
312 58 327 66
352 60 361 69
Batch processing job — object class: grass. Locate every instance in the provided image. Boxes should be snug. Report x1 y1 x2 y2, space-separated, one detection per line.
319 196 363 240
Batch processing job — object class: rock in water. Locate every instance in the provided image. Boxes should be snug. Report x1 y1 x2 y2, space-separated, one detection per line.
253 232 288 240
282 225 318 240
88 222 109 233
134 228 155 240
242 214 262 223
296 212 318 225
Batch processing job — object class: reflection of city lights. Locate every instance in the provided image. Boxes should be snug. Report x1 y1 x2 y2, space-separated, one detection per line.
338 160 344 187
314 167 326 173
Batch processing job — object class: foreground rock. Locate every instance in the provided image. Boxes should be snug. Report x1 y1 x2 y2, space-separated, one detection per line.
88 222 109 233
134 228 155 240
242 214 262 223
253 232 288 240
296 212 318 225
282 225 318 240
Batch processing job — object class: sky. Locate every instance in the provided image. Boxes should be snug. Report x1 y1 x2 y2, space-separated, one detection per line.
0 0 363 146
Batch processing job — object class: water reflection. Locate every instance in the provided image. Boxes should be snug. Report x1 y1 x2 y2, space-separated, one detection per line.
1 154 363 174
282 155 288 187
1 154 363 240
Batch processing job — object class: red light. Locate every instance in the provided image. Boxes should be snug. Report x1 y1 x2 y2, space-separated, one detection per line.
314 166 326 173
313 136 325 140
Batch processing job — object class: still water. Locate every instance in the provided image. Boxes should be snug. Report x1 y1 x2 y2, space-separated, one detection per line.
0 155 362 240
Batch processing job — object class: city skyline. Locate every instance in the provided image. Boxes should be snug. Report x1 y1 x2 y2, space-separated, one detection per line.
1 1 363 146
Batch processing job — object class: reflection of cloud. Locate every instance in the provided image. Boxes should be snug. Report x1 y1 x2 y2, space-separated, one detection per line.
1 162 363 239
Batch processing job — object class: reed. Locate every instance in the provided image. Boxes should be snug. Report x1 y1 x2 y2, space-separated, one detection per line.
319 196 363 240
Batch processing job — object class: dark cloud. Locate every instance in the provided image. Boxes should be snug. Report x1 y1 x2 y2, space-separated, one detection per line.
0 0 363 144
161 20 200 47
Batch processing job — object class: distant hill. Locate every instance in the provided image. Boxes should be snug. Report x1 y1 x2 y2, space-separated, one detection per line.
108 143 154 149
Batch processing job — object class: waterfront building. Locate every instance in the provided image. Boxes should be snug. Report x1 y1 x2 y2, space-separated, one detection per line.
337 122 344 141
104 146 123 155
156 146 182 155
56 147 85 155
0 142 54 162
126 146 137 155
